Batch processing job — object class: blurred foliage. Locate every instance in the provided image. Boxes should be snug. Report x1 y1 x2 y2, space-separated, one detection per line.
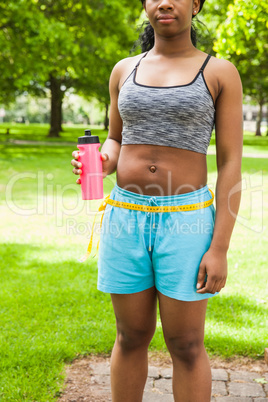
0 0 142 134
0 0 142 99
214 0 268 135
0 0 268 136
196 0 234 53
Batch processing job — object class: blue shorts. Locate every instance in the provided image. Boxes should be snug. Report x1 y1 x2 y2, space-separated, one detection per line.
97 183 217 301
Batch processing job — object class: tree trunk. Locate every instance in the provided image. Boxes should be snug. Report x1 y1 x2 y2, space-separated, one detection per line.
48 75 64 137
104 103 109 131
266 104 268 136
59 98 63 132
255 99 264 136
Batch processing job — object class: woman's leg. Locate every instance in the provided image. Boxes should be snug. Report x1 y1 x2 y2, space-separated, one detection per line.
158 292 211 402
110 286 157 402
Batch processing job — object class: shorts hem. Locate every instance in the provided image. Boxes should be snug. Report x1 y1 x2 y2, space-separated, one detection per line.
97 281 155 295
156 286 219 302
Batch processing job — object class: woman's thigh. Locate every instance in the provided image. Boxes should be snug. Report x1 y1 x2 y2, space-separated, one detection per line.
158 291 208 354
153 190 216 302
111 287 157 348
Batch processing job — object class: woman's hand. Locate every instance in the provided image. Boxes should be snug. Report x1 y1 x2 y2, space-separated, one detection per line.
71 151 82 184
100 153 111 178
71 151 111 184
196 246 228 294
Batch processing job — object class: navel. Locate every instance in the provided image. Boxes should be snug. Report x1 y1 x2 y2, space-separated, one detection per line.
149 165 157 173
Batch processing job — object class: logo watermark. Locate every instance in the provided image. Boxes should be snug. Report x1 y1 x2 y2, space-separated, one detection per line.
230 171 264 233
4 169 264 235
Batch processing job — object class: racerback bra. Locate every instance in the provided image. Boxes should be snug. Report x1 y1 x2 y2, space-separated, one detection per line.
118 52 215 155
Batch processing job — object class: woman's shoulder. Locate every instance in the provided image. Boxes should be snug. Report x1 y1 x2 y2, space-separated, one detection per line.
207 55 241 84
204 54 242 97
112 52 147 74
208 55 239 73
110 53 147 90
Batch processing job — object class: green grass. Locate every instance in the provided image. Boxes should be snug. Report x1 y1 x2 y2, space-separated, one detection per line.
0 129 267 400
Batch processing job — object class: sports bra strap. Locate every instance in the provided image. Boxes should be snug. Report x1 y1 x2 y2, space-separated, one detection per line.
135 51 149 68
135 52 211 71
199 54 211 72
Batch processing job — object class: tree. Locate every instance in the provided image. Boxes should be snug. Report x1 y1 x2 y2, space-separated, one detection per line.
0 0 78 134
0 1 48 103
0 0 142 137
195 0 234 53
39 0 142 136
214 0 268 136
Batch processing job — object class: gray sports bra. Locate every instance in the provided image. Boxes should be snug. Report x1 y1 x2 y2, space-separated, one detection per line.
118 52 215 155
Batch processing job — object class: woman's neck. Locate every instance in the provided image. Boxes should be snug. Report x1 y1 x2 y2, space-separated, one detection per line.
152 31 196 57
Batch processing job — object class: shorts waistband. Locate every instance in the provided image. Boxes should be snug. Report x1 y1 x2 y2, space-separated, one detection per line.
79 183 215 262
113 183 212 205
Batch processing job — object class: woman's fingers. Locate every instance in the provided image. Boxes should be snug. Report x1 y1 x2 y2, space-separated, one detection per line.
101 153 109 161
72 151 110 181
71 150 82 175
71 163 82 174
71 151 82 184
72 150 79 159
71 160 82 168
197 277 225 294
196 261 206 290
215 279 226 293
72 167 82 175
71 151 82 167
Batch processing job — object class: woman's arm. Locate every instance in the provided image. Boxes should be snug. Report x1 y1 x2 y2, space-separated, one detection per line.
197 59 243 294
71 61 123 181
100 61 124 177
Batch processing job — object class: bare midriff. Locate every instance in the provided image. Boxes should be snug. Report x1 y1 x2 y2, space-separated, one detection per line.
116 144 208 196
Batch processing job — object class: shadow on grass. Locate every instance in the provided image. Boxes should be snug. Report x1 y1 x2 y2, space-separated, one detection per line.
207 293 266 325
0 124 108 144
151 294 267 359
151 292 266 358
204 294 267 357
0 143 73 159
0 241 89 281
0 242 116 399
243 135 268 147
0 243 266 398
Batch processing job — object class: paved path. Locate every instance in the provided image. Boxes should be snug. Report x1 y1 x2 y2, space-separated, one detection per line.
2 139 77 146
58 357 268 401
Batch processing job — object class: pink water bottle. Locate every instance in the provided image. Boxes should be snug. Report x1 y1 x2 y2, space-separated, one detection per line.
77 130 103 200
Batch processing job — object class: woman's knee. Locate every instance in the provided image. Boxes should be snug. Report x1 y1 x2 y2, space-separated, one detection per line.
116 324 155 353
111 288 157 353
165 332 205 368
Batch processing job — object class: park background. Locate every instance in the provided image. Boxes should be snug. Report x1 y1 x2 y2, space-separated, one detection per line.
0 0 267 400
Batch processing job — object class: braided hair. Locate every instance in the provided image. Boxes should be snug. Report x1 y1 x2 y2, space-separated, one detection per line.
139 0 206 52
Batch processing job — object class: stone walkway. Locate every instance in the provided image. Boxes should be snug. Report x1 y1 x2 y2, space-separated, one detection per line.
58 357 268 402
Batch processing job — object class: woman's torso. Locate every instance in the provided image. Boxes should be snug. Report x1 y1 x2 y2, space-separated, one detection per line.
116 51 219 196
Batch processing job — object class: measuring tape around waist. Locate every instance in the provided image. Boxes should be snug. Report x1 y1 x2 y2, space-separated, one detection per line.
103 188 214 213
79 188 215 262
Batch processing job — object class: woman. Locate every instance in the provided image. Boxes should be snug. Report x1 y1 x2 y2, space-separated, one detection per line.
71 0 243 400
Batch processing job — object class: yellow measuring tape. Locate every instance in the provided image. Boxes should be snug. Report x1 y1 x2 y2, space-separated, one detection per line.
79 189 214 262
